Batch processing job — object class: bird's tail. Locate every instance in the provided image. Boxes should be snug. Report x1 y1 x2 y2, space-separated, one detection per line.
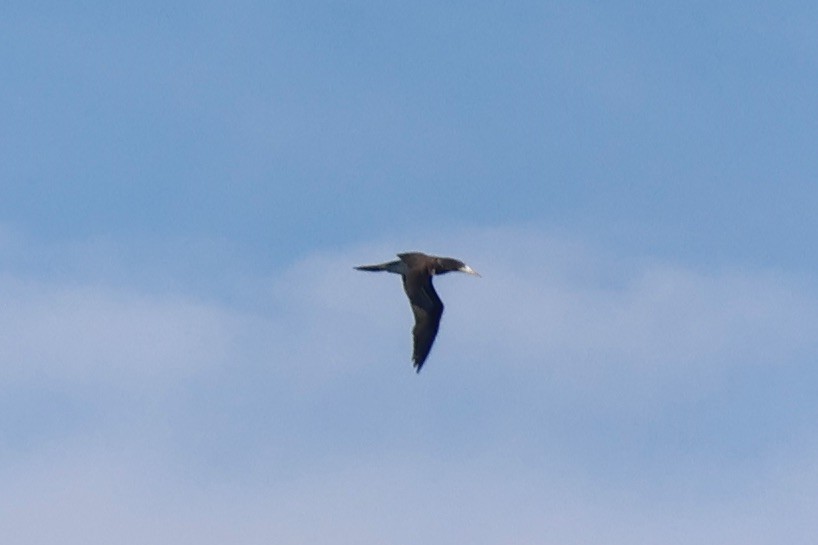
354 260 401 272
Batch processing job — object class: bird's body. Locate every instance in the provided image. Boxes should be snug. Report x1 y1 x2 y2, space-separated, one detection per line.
355 252 479 372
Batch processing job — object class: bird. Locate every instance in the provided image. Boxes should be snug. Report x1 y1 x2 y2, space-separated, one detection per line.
354 252 480 372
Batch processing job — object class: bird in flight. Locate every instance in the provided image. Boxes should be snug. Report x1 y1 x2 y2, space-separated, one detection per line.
355 252 480 372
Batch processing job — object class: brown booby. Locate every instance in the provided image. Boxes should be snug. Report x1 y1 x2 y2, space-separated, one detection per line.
355 252 480 372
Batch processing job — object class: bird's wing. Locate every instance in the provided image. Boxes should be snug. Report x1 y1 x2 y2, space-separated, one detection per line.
396 252 426 269
402 271 444 372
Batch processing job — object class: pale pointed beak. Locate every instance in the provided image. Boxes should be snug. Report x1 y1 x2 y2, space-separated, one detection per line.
459 265 481 277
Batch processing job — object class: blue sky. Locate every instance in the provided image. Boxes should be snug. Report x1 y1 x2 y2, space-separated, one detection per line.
2 2 818 543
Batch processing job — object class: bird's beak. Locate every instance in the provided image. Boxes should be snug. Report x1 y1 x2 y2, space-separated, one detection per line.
459 265 481 277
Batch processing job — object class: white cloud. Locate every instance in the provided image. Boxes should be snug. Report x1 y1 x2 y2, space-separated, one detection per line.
432 228 818 399
3 226 816 414
2 228 817 544
0 274 242 387
3 435 818 545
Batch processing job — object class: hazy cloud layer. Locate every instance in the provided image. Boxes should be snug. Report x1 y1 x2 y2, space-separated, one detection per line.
2 229 817 543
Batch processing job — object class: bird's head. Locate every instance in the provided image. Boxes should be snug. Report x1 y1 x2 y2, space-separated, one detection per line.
434 257 481 277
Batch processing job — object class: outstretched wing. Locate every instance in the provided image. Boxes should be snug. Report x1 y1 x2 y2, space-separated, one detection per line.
402 270 444 372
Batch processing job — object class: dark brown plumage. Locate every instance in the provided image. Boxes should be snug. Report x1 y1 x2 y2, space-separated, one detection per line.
355 252 479 372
